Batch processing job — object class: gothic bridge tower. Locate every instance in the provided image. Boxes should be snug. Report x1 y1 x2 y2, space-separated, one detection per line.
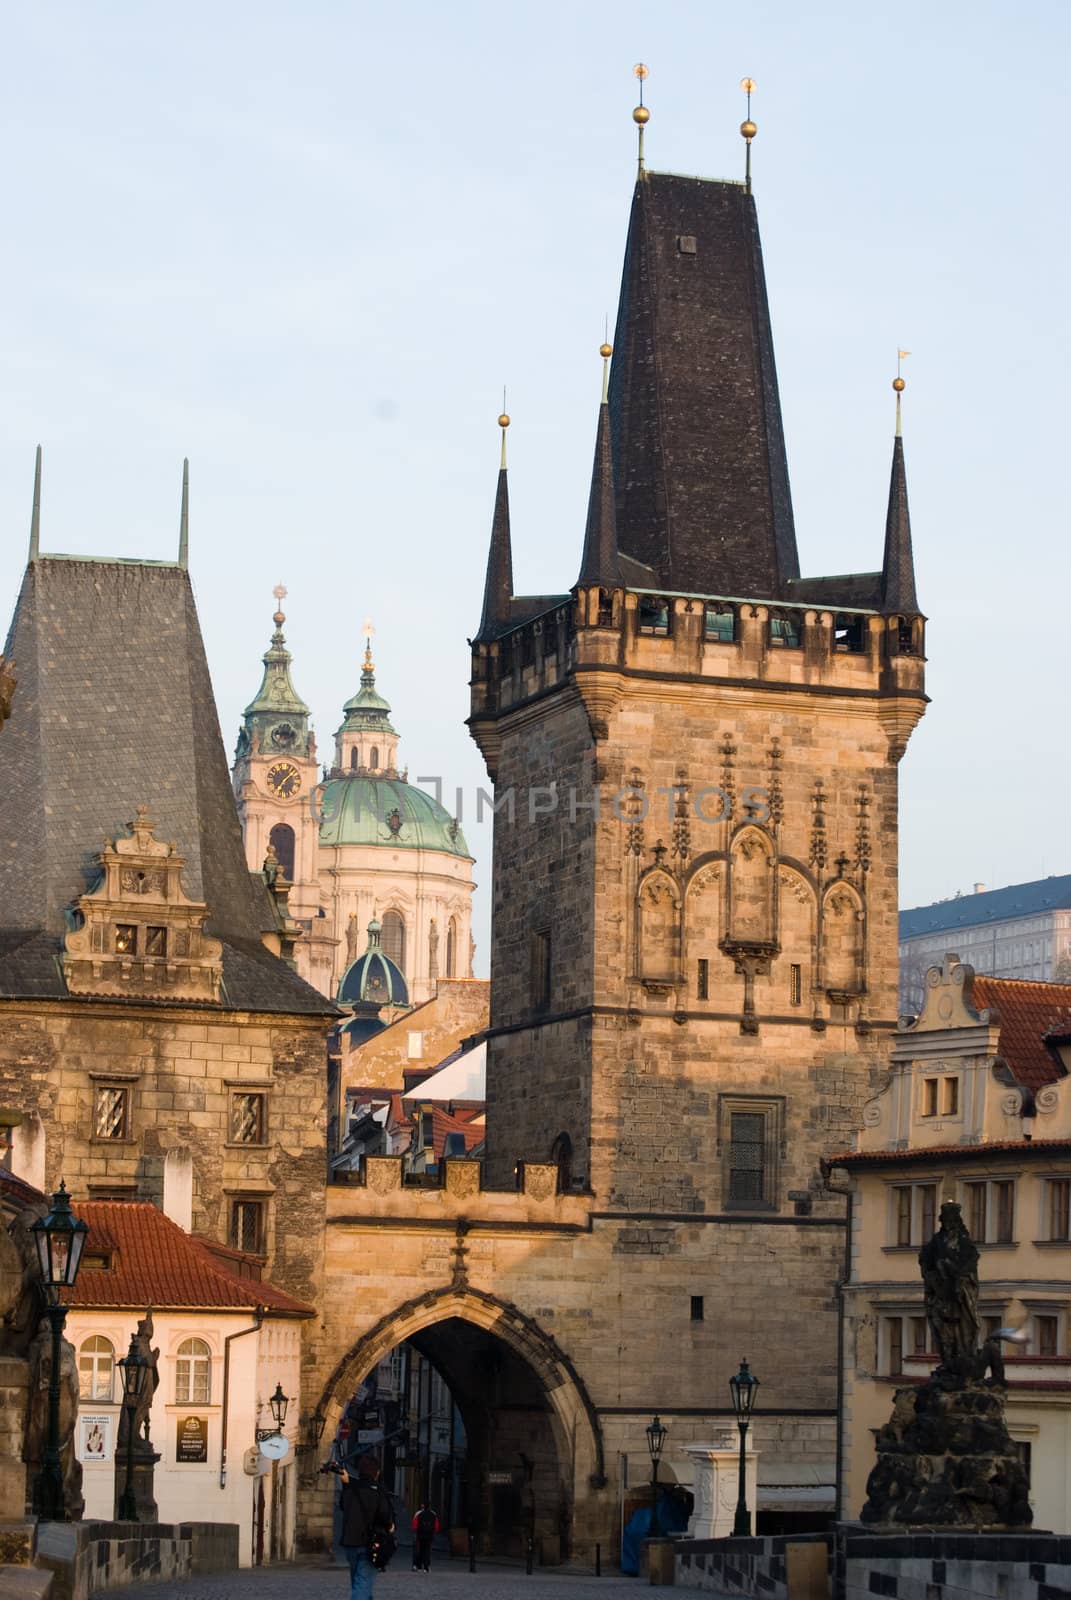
469 144 926 1417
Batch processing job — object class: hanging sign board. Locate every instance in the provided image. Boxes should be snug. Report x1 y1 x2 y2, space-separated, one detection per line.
176 1415 209 1463
79 1414 113 1463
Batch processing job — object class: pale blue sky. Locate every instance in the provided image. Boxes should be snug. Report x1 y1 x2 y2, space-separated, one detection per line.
2 2 1068 970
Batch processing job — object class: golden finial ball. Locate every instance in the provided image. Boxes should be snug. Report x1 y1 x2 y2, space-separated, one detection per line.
892 377 906 393
633 105 650 125
740 119 757 140
498 413 510 429
633 63 649 81
273 610 285 627
600 342 613 359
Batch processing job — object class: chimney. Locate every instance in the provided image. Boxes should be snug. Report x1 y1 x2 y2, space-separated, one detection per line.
973 882 986 895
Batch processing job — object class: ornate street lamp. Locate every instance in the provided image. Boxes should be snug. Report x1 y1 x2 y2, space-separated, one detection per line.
117 1334 148 1521
728 1358 760 1537
30 1182 88 1520
257 1382 290 1440
645 1413 667 1539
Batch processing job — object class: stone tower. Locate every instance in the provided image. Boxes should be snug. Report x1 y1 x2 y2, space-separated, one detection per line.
470 171 926 1229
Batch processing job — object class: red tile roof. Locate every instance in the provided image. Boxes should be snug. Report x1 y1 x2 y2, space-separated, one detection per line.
827 1138 1071 1169
426 1107 485 1160
971 975 1071 1092
67 1203 314 1316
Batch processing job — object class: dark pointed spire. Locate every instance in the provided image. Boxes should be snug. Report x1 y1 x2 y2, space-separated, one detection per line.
178 458 189 569
28 445 41 561
474 413 514 642
880 377 919 614
576 345 620 587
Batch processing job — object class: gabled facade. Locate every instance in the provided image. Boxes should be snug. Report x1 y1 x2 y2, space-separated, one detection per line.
830 959 1071 1530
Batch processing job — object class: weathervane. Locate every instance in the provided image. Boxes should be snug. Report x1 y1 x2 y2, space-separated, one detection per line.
633 64 650 173
740 78 757 193
894 349 910 436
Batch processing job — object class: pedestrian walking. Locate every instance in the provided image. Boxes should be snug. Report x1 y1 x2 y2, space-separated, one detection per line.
339 1454 394 1599
410 1501 440 1572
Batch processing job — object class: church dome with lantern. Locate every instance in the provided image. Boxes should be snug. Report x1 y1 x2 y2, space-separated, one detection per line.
233 610 476 1006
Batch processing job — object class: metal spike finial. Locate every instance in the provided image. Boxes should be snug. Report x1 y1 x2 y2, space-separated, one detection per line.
178 458 189 569
362 616 375 672
29 445 41 561
633 64 650 173
893 350 910 437
599 328 613 405
498 388 510 470
740 78 757 193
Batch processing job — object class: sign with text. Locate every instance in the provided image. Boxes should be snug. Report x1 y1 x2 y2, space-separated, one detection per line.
176 1415 209 1464
79 1413 113 1463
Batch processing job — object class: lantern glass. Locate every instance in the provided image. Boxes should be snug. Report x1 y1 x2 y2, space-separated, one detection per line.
31 1182 88 1292
118 1337 146 1402
645 1414 667 1462
729 1358 760 1421
269 1383 290 1428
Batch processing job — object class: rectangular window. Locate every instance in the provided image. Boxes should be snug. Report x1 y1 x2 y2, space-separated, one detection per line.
910 1316 928 1355
1036 1315 1059 1357
922 1078 938 1117
697 959 709 1001
995 1181 1014 1244
95 1085 129 1140
229 1199 265 1255
530 930 551 1011
920 1184 937 1243
114 923 137 954
896 1187 912 1247
704 606 735 643
407 1032 423 1060
144 926 167 957
893 1184 936 1247
940 1077 959 1116
769 614 801 648
789 964 802 1006
690 1295 704 1323
982 1314 1003 1341
231 1092 266 1146
886 1316 904 1376
1048 1179 1071 1242
728 1112 766 1207
966 1181 988 1242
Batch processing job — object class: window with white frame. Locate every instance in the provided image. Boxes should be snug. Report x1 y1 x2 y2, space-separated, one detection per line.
919 1075 959 1119
962 1178 1015 1245
1032 1312 1061 1357
175 1337 212 1404
891 1182 938 1247
879 1312 930 1375
78 1335 115 1401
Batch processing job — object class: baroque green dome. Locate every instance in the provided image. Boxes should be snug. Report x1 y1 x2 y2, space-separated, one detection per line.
318 775 471 857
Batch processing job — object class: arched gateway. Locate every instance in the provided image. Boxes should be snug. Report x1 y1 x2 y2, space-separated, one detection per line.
308 1284 604 1558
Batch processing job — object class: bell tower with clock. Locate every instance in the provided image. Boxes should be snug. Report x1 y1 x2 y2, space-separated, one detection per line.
232 587 324 954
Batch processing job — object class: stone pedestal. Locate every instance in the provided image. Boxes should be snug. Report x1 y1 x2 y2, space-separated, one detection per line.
113 1448 160 1524
862 1378 1031 1528
684 1436 760 1539
0 1357 30 1520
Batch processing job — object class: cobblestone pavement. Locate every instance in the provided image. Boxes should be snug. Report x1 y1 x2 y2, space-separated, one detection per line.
99 1559 653 1599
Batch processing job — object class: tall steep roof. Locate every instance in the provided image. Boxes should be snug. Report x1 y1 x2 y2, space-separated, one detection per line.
0 554 332 1016
607 172 799 597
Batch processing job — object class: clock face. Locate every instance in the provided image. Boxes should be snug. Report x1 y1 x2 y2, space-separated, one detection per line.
266 761 302 799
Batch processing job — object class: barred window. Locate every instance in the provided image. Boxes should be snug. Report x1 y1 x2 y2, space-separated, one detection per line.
728 1113 765 1205
229 1198 266 1255
719 1097 783 1213
95 1085 129 1140
231 1092 266 1146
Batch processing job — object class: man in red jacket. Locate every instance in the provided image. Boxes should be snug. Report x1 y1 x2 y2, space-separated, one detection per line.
411 1500 440 1572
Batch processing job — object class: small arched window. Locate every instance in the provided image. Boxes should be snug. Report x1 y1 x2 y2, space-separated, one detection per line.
175 1337 212 1404
78 1335 115 1401
370 745 380 771
381 910 406 973
268 822 295 881
551 1132 573 1195
350 747 360 770
445 917 457 979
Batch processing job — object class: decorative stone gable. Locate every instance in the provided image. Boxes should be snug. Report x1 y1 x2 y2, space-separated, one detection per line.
63 806 222 1002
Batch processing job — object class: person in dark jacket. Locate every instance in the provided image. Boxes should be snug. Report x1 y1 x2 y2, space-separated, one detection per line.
339 1454 394 1599
410 1501 440 1571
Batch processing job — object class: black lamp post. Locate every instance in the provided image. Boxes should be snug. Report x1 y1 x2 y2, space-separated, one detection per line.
30 1182 88 1521
116 1333 148 1521
645 1413 667 1539
257 1382 290 1440
728 1358 760 1537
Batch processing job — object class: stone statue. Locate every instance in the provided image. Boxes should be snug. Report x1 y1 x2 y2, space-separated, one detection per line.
346 913 360 965
262 844 280 888
117 1308 160 1451
919 1200 980 1375
862 1198 1031 1528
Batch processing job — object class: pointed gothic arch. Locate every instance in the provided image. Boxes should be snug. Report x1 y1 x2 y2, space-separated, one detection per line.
727 824 776 947
820 880 866 996
635 867 681 983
